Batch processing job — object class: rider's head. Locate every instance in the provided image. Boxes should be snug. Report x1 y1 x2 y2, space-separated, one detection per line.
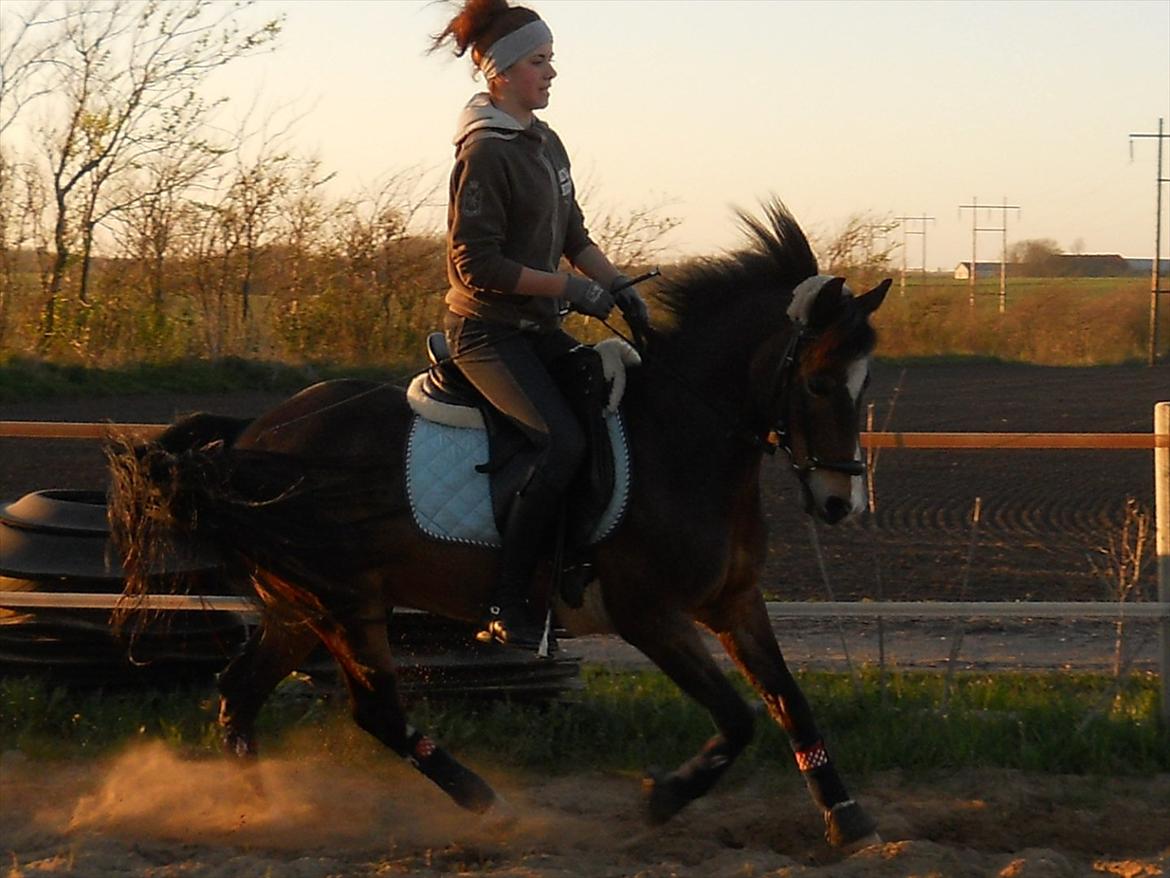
431 1 555 116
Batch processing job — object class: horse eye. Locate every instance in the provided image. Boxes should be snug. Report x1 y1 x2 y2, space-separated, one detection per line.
805 375 834 397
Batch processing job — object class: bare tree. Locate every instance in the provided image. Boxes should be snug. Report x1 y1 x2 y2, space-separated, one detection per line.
324 167 441 357
812 212 898 283
0 150 52 349
1008 238 1062 275
574 172 680 271
108 136 224 309
17 0 281 343
590 199 682 271
0 1 67 136
1089 497 1153 679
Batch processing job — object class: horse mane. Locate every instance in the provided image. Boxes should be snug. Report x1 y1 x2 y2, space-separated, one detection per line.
654 200 818 348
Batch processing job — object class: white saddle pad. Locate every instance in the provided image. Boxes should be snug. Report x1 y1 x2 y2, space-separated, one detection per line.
404 413 631 549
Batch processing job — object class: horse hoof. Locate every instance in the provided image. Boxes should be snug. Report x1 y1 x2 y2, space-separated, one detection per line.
825 799 878 849
479 794 519 832
842 831 882 853
222 729 257 761
642 769 686 826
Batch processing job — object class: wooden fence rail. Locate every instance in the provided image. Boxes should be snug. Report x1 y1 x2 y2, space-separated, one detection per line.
2 421 1168 448
2 411 1168 719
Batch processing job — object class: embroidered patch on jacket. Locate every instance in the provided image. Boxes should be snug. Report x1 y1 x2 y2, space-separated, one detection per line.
557 167 572 198
462 179 483 216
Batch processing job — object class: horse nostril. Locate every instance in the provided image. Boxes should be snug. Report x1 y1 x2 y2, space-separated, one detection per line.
822 496 850 525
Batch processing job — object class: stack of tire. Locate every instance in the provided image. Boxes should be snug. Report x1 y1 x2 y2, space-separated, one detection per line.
0 489 580 700
0 489 246 686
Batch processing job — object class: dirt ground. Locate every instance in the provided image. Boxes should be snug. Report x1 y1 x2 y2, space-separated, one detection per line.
2 362 1170 877
2 741 1168 878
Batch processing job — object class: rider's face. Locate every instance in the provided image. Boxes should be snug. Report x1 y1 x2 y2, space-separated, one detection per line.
496 43 556 112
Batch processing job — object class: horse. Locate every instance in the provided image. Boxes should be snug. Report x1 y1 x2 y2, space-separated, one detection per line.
107 200 890 850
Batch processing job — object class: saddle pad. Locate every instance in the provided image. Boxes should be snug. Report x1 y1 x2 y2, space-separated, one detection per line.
405 413 631 549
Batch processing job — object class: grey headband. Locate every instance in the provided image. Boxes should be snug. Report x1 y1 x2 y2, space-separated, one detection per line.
478 19 553 80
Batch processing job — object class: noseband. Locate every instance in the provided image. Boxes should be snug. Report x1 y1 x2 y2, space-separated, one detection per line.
765 321 866 480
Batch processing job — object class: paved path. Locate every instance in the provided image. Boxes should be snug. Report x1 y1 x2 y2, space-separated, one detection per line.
559 617 1162 673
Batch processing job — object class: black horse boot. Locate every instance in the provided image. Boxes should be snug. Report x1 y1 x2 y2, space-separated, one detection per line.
477 480 560 651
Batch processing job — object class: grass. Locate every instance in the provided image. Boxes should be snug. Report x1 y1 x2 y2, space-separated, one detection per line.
2 275 1162 390
2 666 1166 777
869 276 1158 365
0 355 424 404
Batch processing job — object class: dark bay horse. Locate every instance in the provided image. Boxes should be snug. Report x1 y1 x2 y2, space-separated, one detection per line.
108 201 889 849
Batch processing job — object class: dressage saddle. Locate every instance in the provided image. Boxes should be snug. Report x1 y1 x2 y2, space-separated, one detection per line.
412 332 618 604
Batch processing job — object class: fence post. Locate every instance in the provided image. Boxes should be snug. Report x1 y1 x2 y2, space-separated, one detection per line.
1156 402 1169 722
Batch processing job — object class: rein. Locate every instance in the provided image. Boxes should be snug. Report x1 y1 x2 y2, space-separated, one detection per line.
598 316 772 454
601 309 864 480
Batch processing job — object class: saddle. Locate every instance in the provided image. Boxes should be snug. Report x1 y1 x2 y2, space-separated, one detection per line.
405 333 639 559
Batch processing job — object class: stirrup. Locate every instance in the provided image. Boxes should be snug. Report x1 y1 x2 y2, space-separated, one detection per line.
476 604 550 653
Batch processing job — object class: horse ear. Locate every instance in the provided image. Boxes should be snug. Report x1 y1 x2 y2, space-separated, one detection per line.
858 278 892 314
808 277 846 329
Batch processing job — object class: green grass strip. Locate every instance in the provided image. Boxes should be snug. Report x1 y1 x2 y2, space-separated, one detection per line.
0 357 422 404
3 667 1165 776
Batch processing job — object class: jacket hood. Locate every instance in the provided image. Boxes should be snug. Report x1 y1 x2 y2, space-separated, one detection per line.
453 93 536 149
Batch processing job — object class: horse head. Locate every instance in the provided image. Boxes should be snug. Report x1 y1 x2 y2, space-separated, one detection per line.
772 274 890 524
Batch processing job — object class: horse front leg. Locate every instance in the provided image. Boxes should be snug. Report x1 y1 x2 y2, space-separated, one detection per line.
618 611 757 824
707 590 879 849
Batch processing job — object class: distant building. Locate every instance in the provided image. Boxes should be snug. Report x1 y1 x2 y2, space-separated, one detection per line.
1050 254 1129 277
955 254 1159 280
1125 258 1170 276
953 261 1021 280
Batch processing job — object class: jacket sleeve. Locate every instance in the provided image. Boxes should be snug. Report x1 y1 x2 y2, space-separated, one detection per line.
448 142 525 295
562 193 594 263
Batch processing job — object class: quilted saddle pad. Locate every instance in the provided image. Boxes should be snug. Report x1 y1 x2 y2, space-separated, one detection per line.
405 413 631 548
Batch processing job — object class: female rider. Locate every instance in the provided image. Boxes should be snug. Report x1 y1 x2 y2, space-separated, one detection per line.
431 0 648 650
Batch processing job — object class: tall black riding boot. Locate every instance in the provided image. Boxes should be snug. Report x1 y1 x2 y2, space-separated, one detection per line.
478 479 561 651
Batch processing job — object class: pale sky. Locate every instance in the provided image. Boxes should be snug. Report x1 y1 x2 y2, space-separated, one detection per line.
14 0 1170 269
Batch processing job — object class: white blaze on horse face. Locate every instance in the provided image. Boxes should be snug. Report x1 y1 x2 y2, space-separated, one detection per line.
846 357 870 516
805 355 869 522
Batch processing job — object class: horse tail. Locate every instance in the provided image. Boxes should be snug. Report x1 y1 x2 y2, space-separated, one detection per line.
107 411 380 686
106 413 251 624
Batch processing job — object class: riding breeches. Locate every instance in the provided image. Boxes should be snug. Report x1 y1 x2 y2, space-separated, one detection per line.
443 313 586 494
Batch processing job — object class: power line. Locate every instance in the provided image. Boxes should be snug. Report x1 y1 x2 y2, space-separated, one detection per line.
958 196 1021 313
894 214 936 296
1129 117 1169 366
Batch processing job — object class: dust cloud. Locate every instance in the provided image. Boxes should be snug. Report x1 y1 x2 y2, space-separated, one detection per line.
3 739 1168 877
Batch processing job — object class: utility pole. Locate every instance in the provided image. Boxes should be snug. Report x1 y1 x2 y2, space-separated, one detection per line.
959 197 1021 313
1130 117 1169 366
895 214 936 296
861 218 899 270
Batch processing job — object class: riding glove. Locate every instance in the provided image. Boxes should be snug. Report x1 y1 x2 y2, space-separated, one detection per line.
564 274 615 320
610 275 650 328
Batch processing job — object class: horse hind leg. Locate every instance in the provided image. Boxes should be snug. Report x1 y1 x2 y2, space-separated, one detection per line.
217 616 319 760
708 592 879 849
619 611 757 824
317 600 499 816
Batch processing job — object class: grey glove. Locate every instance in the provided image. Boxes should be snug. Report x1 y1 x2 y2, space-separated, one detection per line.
611 275 650 328
564 274 615 320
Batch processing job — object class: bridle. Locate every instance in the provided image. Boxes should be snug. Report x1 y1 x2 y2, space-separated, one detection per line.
764 319 867 481
598 285 868 482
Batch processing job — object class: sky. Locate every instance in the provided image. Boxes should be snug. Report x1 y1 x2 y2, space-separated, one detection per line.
11 0 1170 270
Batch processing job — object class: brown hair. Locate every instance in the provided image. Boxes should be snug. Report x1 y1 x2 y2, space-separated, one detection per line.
429 0 541 69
